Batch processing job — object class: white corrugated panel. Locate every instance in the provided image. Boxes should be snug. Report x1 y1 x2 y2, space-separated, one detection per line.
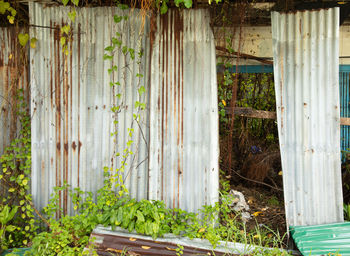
29 3 150 215
272 8 344 226
149 9 219 212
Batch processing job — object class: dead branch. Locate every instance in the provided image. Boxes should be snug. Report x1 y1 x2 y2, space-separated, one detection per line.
216 46 273 65
221 166 283 192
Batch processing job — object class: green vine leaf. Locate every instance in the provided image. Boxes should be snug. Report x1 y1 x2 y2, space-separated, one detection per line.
184 0 192 8
71 0 79 6
114 15 122 24
0 1 10 14
160 1 168 14
103 54 113 60
61 25 70 35
104 46 114 52
174 0 183 7
18 33 29 47
30 37 38 49
68 10 76 22
138 86 145 96
62 0 69 6
60 36 66 46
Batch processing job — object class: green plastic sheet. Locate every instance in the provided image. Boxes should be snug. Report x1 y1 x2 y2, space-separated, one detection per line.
291 222 350 255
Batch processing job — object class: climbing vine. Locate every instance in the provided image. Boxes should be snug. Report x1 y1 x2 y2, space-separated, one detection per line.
0 90 37 252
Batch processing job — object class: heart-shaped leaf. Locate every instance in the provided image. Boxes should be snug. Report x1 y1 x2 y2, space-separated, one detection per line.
160 1 168 14
30 37 38 49
7 15 14 24
68 10 76 22
184 0 192 8
18 33 29 47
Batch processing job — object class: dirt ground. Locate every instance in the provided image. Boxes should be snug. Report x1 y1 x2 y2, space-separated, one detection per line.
233 184 286 237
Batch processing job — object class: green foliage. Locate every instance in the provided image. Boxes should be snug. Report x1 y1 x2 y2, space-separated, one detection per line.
217 62 278 145
218 68 233 124
18 33 29 47
0 0 16 24
158 0 193 14
59 0 79 55
26 170 291 255
0 205 19 251
62 0 79 7
174 0 193 8
237 72 277 143
344 203 350 221
26 214 96 256
267 195 280 207
0 90 36 251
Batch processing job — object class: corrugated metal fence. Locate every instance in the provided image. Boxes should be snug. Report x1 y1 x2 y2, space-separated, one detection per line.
29 4 151 214
149 9 219 212
272 8 344 227
29 3 218 214
0 27 30 198
0 27 30 155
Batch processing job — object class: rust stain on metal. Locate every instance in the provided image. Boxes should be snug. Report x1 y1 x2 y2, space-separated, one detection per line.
72 141 77 151
160 12 167 201
54 24 62 218
62 27 70 215
169 10 175 210
77 23 81 188
175 10 184 208
41 161 45 183
279 56 284 130
149 11 157 54
157 10 185 208
64 143 69 151
50 21 53 107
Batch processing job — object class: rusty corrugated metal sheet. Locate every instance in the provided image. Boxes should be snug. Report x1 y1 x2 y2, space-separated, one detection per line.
29 4 219 215
148 9 219 212
88 226 296 256
271 8 344 227
29 3 150 215
0 27 30 197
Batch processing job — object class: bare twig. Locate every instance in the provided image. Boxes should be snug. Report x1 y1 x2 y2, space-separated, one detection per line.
27 200 51 228
222 166 283 192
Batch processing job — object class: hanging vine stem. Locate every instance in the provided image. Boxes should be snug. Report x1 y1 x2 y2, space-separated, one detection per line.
103 7 149 197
